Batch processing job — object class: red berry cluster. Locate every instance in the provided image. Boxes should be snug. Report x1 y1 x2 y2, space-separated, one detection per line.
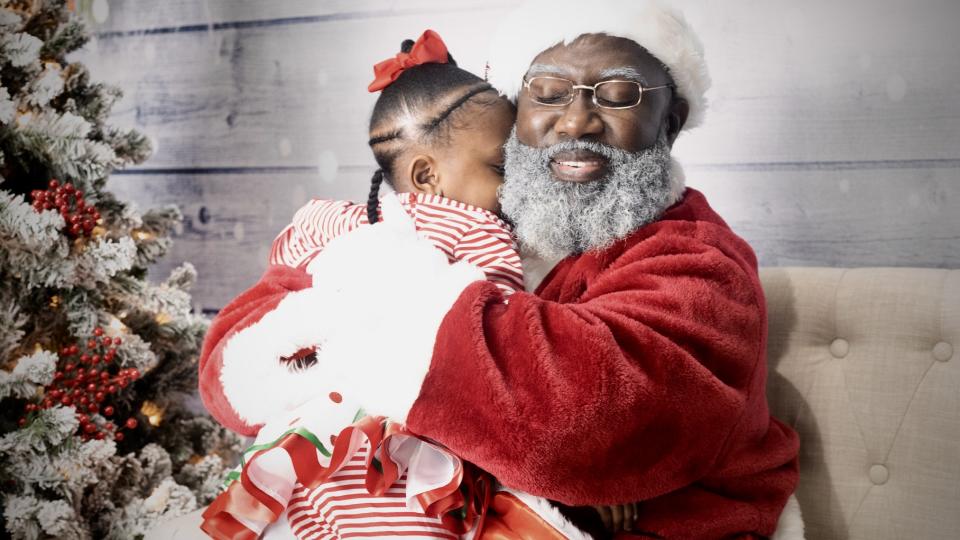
19 326 140 442
29 179 101 238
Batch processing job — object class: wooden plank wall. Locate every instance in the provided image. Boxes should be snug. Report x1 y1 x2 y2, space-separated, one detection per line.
70 0 960 312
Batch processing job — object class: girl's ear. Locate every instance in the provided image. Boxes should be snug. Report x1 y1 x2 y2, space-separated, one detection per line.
407 154 442 196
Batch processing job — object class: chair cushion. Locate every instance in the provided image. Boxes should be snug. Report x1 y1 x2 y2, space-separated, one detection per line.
761 268 959 540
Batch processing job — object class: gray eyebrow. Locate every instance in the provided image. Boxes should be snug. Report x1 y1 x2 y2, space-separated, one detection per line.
525 63 571 78
598 67 649 85
526 64 649 85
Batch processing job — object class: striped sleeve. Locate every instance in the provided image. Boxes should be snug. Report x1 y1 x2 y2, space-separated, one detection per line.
452 222 524 296
269 199 368 268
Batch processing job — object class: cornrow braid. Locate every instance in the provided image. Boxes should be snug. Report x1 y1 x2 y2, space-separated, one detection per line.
367 130 403 147
367 168 385 224
420 83 493 133
365 37 497 219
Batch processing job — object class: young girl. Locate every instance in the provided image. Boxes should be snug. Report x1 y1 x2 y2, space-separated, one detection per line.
269 30 521 297
202 30 631 540
202 30 518 540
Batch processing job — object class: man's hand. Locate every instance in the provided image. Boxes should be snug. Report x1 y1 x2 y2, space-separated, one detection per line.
593 503 638 534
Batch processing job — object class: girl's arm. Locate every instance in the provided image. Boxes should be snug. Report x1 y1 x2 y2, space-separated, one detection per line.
270 198 367 268
452 221 524 295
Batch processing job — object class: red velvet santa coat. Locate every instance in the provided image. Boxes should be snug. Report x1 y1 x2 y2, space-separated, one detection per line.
199 188 800 539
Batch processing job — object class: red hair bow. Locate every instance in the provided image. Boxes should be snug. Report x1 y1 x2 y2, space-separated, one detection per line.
367 29 449 92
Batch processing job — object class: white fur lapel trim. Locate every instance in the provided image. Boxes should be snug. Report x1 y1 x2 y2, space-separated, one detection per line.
490 489 804 540
771 494 806 540
497 487 593 540
667 157 686 207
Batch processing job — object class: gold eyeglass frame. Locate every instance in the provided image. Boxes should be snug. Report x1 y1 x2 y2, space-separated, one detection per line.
522 76 675 110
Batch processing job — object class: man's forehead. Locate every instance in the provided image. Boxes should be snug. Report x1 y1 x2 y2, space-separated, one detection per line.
526 34 666 84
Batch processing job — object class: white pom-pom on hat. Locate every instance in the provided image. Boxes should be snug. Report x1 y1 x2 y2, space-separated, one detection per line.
486 0 711 130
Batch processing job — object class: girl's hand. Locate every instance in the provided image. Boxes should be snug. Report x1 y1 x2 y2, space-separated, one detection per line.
592 502 638 534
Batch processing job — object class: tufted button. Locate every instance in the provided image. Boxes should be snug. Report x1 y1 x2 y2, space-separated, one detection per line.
869 464 889 485
830 338 849 358
933 342 953 362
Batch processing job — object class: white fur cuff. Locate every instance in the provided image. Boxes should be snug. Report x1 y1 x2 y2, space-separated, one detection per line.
219 286 343 427
220 193 486 427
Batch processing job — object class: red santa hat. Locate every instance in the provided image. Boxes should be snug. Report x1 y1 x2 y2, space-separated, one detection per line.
486 0 711 130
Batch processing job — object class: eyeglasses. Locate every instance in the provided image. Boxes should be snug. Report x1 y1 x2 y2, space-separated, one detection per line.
522 76 675 110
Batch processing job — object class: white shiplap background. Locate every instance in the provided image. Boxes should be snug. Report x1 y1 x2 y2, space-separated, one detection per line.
70 0 960 312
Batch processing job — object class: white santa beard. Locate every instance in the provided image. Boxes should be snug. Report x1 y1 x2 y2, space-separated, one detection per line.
499 128 680 260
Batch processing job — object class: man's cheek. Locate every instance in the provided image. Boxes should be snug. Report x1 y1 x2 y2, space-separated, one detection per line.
516 111 555 147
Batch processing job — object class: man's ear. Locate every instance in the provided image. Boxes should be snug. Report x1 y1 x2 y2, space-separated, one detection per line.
407 154 442 196
665 97 689 147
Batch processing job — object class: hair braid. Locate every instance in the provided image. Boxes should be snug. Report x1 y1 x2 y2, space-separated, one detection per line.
367 168 385 224
421 83 493 133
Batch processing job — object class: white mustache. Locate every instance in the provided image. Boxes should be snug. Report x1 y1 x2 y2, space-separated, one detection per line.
543 140 621 162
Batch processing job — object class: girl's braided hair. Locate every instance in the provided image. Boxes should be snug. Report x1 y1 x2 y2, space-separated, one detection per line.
366 39 495 223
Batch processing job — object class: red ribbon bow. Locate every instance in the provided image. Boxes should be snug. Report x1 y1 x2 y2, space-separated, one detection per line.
200 416 488 539
367 29 449 92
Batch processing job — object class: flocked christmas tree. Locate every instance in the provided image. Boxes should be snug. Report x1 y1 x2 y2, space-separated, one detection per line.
0 1 241 537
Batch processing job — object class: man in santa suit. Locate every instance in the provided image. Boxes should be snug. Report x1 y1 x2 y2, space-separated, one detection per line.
198 1 803 538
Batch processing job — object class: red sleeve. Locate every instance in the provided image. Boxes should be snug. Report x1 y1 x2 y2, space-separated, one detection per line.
406 222 769 505
197 263 312 436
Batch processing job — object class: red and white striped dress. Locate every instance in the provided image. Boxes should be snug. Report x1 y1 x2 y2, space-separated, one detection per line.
246 192 519 539
269 192 523 295
284 443 458 540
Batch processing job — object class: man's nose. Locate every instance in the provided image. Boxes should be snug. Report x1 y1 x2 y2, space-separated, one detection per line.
553 92 604 139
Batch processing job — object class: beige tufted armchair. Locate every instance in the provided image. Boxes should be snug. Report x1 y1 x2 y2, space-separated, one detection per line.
761 267 959 539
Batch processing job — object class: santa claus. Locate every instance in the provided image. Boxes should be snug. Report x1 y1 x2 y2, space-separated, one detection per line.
198 1 804 538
